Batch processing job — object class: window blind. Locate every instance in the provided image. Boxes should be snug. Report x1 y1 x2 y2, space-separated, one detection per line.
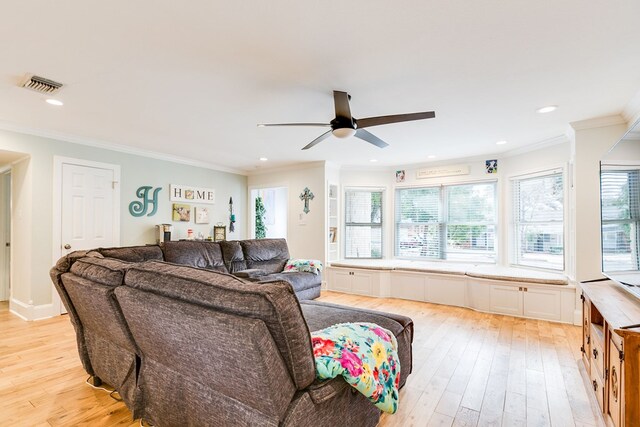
344 189 383 258
601 169 640 271
395 182 496 262
512 171 564 270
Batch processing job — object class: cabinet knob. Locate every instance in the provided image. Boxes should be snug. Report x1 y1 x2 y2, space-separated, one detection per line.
592 348 598 359
592 380 598 391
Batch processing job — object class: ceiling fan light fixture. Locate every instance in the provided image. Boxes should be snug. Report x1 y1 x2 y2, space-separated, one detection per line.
332 127 357 139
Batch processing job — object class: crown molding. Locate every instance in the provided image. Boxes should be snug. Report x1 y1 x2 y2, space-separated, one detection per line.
0 121 248 176
500 134 569 158
569 114 627 131
623 89 640 126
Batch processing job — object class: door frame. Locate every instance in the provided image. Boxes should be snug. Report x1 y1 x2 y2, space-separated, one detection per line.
52 156 121 314
0 169 10 301
248 183 288 239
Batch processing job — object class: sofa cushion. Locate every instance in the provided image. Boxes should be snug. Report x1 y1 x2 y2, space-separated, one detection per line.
99 245 164 263
241 238 290 274
70 257 130 287
123 261 316 390
299 300 414 388
259 272 321 293
162 241 227 272
219 240 247 273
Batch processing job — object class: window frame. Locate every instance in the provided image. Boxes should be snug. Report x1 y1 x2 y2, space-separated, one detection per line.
510 167 565 272
343 187 384 259
394 179 498 263
600 163 640 272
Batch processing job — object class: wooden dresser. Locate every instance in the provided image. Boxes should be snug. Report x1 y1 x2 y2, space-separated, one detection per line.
580 280 640 427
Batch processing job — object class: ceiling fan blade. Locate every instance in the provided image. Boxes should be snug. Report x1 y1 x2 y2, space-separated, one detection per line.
355 129 389 148
257 123 331 127
333 91 353 121
356 111 435 129
302 130 332 150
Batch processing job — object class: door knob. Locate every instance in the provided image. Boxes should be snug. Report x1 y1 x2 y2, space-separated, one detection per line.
64 244 71 250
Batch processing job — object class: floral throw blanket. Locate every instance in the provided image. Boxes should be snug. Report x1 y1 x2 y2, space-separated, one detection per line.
311 322 400 413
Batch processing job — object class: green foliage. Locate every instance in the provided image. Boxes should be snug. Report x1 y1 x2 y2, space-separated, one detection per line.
255 196 267 239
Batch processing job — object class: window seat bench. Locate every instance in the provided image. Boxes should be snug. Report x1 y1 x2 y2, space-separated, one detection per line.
326 261 577 324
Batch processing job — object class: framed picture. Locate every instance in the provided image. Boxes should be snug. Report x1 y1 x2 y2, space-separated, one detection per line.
396 170 406 183
213 225 226 242
486 159 498 174
329 227 337 243
195 207 210 224
172 203 191 222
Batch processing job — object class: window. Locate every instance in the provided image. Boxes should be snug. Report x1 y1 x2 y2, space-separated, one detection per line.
512 171 564 270
344 189 383 258
601 168 640 271
395 182 496 262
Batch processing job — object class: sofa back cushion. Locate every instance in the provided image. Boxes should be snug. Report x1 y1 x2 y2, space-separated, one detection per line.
115 286 296 425
63 257 140 409
162 241 227 272
99 245 164 263
219 240 247 273
123 261 316 390
241 238 290 274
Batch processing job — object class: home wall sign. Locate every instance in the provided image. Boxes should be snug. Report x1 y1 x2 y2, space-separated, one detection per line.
416 164 470 179
129 186 162 217
170 184 215 204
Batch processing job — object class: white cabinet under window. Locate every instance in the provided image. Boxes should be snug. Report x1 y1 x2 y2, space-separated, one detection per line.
489 283 562 321
327 267 390 297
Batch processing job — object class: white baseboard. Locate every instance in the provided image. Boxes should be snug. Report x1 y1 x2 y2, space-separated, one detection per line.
10 297 57 321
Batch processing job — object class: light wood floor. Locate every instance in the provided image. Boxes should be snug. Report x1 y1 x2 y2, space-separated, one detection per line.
0 293 604 426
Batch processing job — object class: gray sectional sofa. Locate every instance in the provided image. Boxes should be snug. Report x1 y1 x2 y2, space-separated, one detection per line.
50 239 414 427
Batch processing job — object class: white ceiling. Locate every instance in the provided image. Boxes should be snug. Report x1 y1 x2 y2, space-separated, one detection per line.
1 1 640 173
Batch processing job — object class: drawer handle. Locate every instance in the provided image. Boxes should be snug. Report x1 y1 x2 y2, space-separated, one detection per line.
592 348 598 359
592 380 598 391
587 336 590 345
611 366 618 401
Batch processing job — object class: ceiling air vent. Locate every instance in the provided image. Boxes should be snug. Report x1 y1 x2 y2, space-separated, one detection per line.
21 74 63 94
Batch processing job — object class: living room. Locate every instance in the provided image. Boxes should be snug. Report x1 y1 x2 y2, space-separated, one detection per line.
2 1 640 426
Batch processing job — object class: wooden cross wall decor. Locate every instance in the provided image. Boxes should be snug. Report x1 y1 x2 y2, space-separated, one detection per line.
299 187 314 214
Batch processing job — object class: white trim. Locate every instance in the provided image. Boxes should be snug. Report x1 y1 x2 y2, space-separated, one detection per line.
9 297 56 321
0 120 246 176
569 115 627 131
51 156 121 315
501 135 569 159
246 161 326 176
623 89 640 126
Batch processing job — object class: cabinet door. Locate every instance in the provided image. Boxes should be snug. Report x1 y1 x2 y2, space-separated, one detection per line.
523 287 561 321
582 295 591 370
352 271 373 295
330 269 352 293
607 338 622 427
490 285 522 316
391 273 426 301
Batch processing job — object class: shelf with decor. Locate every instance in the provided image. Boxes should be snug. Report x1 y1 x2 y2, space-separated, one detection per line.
327 183 338 262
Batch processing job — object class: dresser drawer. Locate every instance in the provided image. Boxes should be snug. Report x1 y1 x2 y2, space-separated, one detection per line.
590 366 605 411
590 324 605 379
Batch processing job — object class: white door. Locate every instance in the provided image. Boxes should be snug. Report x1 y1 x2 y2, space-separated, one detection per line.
61 163 116 255
0 172 10 301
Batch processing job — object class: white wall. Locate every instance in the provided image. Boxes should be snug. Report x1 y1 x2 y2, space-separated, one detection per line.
248 162 326 263
0 129 247 317
570 118 628 282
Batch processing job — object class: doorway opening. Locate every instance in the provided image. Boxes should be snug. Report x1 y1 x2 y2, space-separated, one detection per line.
250 187 288 239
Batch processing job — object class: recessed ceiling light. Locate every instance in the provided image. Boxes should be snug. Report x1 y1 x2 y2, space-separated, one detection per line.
496 140 508 145
536 105 557 114
370 159 378 163
428 155 436 159
259 157 268 161
45 99 63 106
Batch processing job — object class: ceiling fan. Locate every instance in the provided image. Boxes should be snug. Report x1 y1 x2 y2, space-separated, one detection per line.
258 90 435 150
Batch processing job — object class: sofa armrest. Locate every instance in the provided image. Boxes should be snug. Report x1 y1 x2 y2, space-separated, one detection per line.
233 268 268 279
